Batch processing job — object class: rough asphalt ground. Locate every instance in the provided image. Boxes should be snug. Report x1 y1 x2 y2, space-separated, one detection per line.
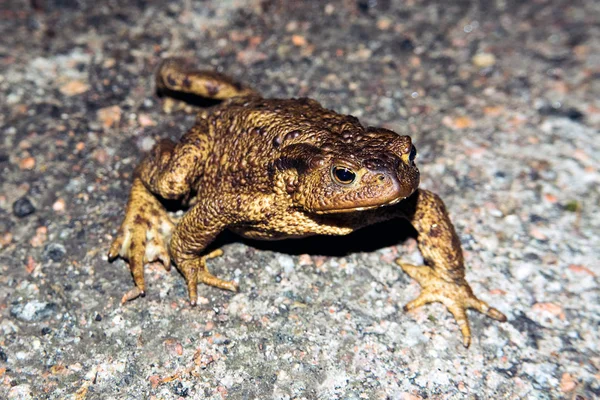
1 0 599 399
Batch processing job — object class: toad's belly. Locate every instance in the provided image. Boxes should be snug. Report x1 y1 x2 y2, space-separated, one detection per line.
230 217 356 240
230 226 313 241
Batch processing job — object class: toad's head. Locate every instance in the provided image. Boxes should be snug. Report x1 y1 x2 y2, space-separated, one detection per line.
274 127 420 214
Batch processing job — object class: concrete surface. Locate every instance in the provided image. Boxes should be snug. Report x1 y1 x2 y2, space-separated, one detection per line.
0 0 598 399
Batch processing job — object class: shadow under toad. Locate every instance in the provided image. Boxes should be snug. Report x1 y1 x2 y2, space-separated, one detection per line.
208 218 416 257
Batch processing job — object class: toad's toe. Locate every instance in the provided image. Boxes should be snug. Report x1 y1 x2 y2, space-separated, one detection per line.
109 199 175 302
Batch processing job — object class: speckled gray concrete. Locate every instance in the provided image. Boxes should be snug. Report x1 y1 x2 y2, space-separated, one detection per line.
1 1 599 399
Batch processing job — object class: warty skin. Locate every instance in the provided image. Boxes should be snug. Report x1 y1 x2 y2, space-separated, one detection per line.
109 58 506 347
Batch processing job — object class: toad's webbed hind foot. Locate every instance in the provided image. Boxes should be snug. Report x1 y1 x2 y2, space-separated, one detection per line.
108 178 175 304
397 262 506 347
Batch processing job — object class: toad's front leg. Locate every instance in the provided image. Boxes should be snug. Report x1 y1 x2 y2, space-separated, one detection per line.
169 199 238 306
396 189 506 347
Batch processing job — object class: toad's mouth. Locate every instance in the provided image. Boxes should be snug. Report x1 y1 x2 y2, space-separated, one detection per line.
311 195 406 214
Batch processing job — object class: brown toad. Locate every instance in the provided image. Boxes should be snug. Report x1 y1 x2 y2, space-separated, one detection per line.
108 58 505 347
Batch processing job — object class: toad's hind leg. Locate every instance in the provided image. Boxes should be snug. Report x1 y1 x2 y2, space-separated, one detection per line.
156 58 258 101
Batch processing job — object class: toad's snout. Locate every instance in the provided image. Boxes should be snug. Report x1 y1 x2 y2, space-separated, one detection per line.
359 153 419 203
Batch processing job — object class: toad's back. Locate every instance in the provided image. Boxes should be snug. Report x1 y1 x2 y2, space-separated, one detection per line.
193 96 366 194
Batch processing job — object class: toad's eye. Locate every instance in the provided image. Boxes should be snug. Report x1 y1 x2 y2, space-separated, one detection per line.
332 166 356 185
409 145 417 162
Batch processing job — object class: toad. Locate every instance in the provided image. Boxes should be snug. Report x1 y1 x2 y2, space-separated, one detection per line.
108 58 506 347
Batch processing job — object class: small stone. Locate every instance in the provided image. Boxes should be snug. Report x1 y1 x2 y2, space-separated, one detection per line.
19 140 32 150
211 333 230 345
1 232 13 246
377 17 392 30
0 347 7 362
277 255 295 274
532 302 565 319
148 375 161 389
560 372 577 392
567 264 595 276
398 38 415 52
41 327 51 335
172 381 189 397
19 157 36 170
138 113 156 127
97 105 122 129
483 106 504 116
472 52 496 68
92 148 109 164
236 50 267 66
249 36 262 47
111 315 124 327
44 243 66 262
13 197 36 218
59 80 89 96
298 254 312 266
10 300 57 322
352 48 372 61
529 227 548 241
30 226 47 247
442 115 475 130
83 366 98 381
138 136 156 152
291 35 307 46
163 338 183 356
377 17 393 31
25 256 36 274
8 384 33 400
103 58 116 68
52 199 66 212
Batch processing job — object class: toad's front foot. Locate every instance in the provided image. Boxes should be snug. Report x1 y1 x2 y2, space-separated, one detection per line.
177 249 239 306
397 262 506 347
